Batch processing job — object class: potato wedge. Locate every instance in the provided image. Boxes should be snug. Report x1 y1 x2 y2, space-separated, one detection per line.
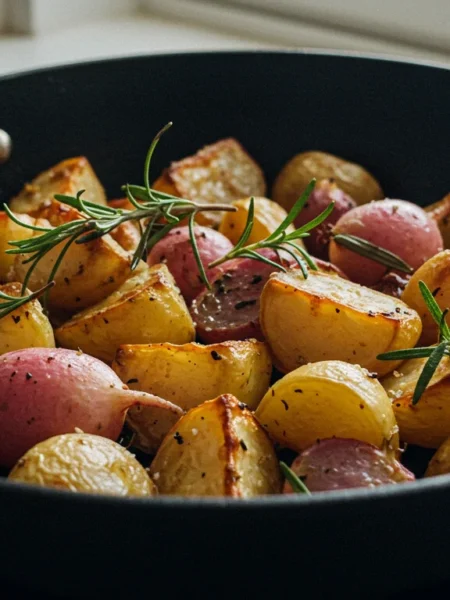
112 340 272 411
56 263 195 362
0 211 36 282
9 157 106 215
126 398 184 455
11 201 131 311
255 360 399 453
425 437 450 477
260 269 422 376
150 394 281 497
218 196 301 246
425 193 450 249
153 138 266 227
402 251 450 345
381 356 450 448
272 151 383 209
0 282 55 355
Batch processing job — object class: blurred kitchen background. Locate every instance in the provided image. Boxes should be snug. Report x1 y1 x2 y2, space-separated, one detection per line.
0 0 449 75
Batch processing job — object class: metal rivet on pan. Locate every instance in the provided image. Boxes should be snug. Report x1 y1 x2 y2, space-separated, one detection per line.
0 129 12 163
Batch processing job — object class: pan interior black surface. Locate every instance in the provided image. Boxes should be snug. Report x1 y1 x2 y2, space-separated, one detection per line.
0 51 450 598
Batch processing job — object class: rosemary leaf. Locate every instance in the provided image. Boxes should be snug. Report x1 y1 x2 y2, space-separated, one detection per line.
418 280 450 341
332 234 413 274
377 347 434 361
267 180 316 241
232 196 255 252
412 342 447 405
188 212 211 290
280 461 311 495
0 281 55 320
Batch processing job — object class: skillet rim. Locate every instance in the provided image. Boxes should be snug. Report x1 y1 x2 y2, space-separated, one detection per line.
1 48 450 509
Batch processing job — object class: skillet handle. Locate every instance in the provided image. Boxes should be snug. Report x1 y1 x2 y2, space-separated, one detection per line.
0 129 12 163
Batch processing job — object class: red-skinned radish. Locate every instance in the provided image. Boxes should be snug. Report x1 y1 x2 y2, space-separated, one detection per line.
0 347 182 468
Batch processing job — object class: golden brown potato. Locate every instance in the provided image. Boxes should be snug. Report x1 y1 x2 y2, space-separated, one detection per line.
0 282 55 355
272 151 383 210
255 360 399 454
426 193 450 249
425 437 450 477
0 211 36 282
381 356 450 448
402 251 450 345
218 196 301 246
150 394 281 497
55 263 195 362
112 340 272 411
260 269 422 376
153 138 266 227
11 201 131 311
8 433 157 497
9 156 107 215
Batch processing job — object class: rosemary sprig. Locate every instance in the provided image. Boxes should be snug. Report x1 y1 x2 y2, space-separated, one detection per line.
280 461 311 495
378 281 450 404
4 123 236 295
332 234 413 274
209 180 335 277
0 281 55 319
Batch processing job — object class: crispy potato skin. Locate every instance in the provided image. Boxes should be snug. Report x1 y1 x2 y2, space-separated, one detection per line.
272 151 383 210
112 340 272 411
382 356 450 448
260 269 422 376
425 437 450 477
402 251 450 345
0 212 37 282
153 138 266 227
426 193 450 249
218 196 301 247
8 433 157 497
255 361 399 453
10 201 131 311
0 282 55 355
9 157 106 214
150 394 281 497
56 263 195 362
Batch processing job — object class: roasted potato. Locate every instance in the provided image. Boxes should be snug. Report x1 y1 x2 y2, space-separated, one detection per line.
381 356 450 448
0 282 55 355
218 196 301 246
402 251 450 345
8 433 157 497
112 339 272 411
150 394 281 497
260 269 422 376
11 201 131 311
425 437 450 477
426 193 450 249
0 211 37 282
272 151 383 209
56 263 195 362
153 138 266 227
255 360 399 453
9 157 107 215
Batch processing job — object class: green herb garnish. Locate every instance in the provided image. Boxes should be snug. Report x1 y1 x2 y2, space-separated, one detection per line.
280 461 311 495
0 281 55 319
378 281 450 404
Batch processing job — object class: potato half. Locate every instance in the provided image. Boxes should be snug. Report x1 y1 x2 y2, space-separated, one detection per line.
9 156 107 215
56 263 195 362
426 193 450 249
260 269 422 376
381 356 450 448
153 138 266 227
150 394 281 497
0 282 55 355
112 339 272 411
9 433 157 497
0 212 37 282
425 437 450 477
255 360 399 453
272 151 383 209
402 251 450 345
218 196 301 247
11 201 131 311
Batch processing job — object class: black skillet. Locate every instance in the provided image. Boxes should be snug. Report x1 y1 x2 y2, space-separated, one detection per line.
0 51 450 599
